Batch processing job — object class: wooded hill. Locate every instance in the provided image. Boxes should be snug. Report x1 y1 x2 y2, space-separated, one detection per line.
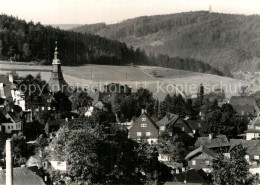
0 14 223 76
72 11 260 73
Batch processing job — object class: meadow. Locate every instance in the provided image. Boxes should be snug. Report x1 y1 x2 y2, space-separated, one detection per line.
1 61 257 100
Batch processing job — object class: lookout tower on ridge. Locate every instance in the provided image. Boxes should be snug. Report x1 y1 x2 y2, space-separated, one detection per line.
209 4 212 13
48 41 68 93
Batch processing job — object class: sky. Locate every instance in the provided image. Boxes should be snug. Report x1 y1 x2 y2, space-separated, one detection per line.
0 0 259 25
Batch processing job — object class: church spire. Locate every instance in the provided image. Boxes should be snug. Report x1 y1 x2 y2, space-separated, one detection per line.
52 41 60 64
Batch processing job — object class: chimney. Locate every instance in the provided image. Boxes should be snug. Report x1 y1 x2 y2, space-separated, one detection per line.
6 139 13 185
209 134 213 140
65 118 68 122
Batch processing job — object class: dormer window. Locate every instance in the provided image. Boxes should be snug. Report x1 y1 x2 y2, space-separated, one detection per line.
141 123 147 127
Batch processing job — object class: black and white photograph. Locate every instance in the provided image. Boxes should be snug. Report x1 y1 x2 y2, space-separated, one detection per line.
0 0 260 184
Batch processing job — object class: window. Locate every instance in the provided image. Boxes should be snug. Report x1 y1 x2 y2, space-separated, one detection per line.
146 132 151 136
11 126 13 129
182 127 185 131
141 123 147 127
137 132 142 136
8 126 10 129
258 148 260 152
48 107 51 110
150 140 153 144
254 155 259 160
141 118 146 121
205 160 210 166
42 106 45 111
192 160 196 165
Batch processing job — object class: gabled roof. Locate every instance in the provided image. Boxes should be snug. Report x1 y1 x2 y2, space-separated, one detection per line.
245 116 260 133
156 113 179 127
129 112 159 131
194 135 230 149
185 146 217 160
230 139 260 155
250 116 260 126
26 155 42 168
0 167 46 185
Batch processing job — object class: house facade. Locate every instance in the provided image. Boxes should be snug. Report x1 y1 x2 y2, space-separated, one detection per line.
129 110 159 144
156 113 194 136
0 105 23 134
185 146 217 173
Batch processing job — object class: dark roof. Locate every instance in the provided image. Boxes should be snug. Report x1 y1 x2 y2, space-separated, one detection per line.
185 120 201 130
156 113 179 127
230 96 260 116
0 167 46 185
185 146 217 160
194 135 230 149
230 139 260 155
47 119 65 126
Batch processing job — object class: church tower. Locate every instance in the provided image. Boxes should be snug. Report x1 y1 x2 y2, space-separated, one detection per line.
48 42 68 93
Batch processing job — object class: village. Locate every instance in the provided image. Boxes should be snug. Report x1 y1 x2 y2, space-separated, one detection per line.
0 42 260 185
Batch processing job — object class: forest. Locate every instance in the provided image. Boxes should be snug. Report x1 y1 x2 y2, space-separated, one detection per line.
73 11 260 73
0 14 223 76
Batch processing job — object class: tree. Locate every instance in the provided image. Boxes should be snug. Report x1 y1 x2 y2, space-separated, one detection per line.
48 119 155 184
22 42 31 60
70 89 93 115
133 88 155 116
157 131 186 163
212 144 258 185
200 103 248 138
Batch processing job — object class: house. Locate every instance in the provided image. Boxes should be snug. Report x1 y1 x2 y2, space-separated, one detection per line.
129 110 159 144
230 139 260 163
0 74 12 100
83 90 105 117
245 116 260 140
0 167 46 185
185 146 217 173
185 120 201 135
156 113 194 136
194 134 230 153
44 119 66 136
0 106 23 134
229 96 260 117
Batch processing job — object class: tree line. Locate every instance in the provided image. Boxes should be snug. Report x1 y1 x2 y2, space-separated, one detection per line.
0 14 224 76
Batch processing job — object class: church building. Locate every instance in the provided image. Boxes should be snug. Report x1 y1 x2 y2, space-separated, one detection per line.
48 42 68 93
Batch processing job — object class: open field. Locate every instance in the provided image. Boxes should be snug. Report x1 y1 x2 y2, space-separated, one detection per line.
1 61 258 100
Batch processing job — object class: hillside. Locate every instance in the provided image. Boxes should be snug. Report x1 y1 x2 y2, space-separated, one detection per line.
0 14 223 76
72 11 260 74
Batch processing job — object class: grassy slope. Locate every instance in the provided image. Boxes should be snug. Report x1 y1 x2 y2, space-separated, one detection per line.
1 62 256 100
72 11 260 74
